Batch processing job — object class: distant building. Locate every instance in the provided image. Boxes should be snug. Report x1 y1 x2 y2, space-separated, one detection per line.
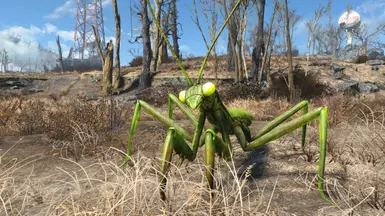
63 57 102 72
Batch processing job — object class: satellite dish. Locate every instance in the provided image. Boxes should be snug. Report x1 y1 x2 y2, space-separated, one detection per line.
338 10 361 46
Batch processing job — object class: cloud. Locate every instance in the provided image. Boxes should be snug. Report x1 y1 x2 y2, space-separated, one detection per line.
102 0 111 7
356 0 385 31
45 0 111 20
0 34 58 72
293 20 307 37
357 0 385 15
179 44 192 53
57 30 75 41
0 25 44 42
44 23 58 33
0 24 76 72
44 0 76 20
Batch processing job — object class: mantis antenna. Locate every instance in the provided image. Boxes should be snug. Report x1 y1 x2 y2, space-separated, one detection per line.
146 0 193 86
146 0 244 85
196 0 243 84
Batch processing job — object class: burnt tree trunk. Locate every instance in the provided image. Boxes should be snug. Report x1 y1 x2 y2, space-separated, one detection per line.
139 0 152 90
226 0 238 73
285 0 294 101
152 0 163 72
159 10 170 64
102 41 114 96
112 0 122 90
251 0 265 83
92 25 105 66
171 0 180 59
56 36 64 72
227 26 237 72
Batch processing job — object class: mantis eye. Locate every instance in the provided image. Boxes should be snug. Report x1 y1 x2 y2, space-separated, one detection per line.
179 90 186 102
202 82 216 96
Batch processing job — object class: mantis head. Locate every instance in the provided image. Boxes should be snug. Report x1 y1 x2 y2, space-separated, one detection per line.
178 82 216 109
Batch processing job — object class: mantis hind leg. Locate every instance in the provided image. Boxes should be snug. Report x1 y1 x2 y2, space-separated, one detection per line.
235 107 333 205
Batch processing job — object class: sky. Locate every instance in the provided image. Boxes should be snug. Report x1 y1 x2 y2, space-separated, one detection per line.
0 0 384 71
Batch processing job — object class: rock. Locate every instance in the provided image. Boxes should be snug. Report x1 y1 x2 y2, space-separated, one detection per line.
333 72 344 80
331 63 345 72
358 82 379 93
29 88 43 93
343 80 359 92
331 63 345 80
375 83 385 90
367 48 384 57
88 75 101 83
309 62 330 67
5 78 32 87
10 85 19 90
366 60 384 66
372 66 380 71
336 45 360 62
5 81 16 85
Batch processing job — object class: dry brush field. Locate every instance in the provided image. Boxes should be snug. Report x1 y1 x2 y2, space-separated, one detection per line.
1 56 385 215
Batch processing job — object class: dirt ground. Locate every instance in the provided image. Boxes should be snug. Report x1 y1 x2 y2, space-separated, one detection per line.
1 56 385 215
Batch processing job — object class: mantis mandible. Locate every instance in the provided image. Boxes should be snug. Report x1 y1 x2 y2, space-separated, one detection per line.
120 0 333 205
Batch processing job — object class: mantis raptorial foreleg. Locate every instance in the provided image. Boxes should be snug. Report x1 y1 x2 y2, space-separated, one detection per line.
120 98 194 168
159 127 220 200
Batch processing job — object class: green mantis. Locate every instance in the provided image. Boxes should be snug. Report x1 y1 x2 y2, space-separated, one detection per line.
120 0 333 205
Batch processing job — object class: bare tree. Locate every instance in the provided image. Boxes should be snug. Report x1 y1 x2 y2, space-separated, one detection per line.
284 0 294 101
152 0 164 72
222 0 238 75
235 0 250 81
190 0 220 78
352 23 385 56
92 25 105 65
159 7 170 64
289 9 303 42
56 36 64 72
251 0 265 83
171 0 180 59
221 0 249 82
202 0 219 77
259 1 278 85
305 0 331 59
139 0 153 90
102 41 113 96
1 49 9 72
112 0 123 90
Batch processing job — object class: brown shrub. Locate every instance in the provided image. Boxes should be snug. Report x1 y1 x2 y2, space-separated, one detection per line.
129 56 143 67
218 83 268 103
354 55 385 64
1 98 130 140
136 84 187 107
269 69 331 101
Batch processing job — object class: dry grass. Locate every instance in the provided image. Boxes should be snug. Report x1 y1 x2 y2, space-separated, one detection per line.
0 97 133 162
3 84 385 214
0 147 269 215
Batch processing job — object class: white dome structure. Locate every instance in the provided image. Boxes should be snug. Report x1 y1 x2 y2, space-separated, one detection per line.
338 10 361 46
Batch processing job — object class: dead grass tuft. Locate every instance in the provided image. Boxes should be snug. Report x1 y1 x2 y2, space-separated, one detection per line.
269 69 331 101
